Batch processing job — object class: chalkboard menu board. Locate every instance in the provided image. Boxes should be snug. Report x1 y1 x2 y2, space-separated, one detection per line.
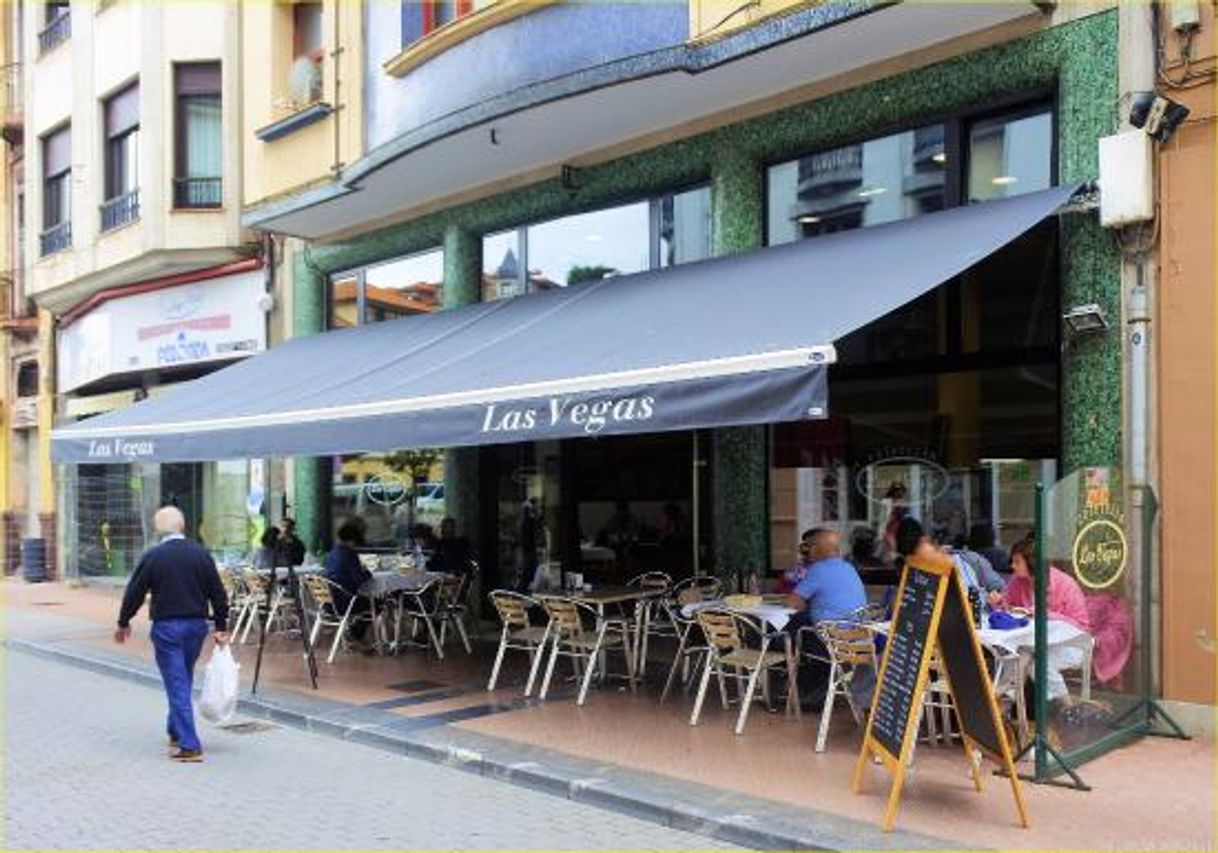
936 570 1004 759
870 565 942 761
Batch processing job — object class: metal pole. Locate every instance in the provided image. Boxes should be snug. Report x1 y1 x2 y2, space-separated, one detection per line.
1033 482 1048 779
692 431 700 577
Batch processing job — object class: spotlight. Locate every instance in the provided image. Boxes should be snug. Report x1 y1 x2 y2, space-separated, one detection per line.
1128 92 1190 143
1062 303 1108 336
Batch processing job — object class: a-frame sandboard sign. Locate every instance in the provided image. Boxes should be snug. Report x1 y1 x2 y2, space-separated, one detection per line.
851 555 1030 832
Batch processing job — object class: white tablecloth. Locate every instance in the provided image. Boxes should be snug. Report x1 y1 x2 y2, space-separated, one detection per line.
868 617 1087 652
680 599 796 632
360 571 445 597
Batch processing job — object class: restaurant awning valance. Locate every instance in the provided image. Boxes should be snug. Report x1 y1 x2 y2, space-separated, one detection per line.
51 185 1077 464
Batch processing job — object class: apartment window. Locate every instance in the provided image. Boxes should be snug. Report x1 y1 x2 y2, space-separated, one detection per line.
16 361 37 397
101 82 140 232
173 63 222 209
40 125 70 256
482 186 711 302
291 2 323 105
967 109 1053 203
401 0 474 47
38 1 70 55
328 247 445 329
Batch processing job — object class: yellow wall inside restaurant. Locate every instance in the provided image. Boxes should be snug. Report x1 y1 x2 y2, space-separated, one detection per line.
241 0 364 209
1157 2 1217 708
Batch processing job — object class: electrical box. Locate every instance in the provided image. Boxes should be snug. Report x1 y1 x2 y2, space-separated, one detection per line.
1168 0 1201 32
1098 131 1154 227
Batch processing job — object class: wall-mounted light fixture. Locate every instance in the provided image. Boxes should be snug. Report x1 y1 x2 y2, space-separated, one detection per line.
1062 303 1109 336
561 165 584 191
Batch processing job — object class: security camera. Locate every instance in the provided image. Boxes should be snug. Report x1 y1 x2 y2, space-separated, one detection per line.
1128 92 1190 143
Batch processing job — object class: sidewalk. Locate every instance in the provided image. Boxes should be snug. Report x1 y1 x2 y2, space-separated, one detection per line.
3 579 1213 851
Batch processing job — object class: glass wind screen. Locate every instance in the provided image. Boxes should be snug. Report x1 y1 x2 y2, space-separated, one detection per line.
767 124 946 245
363 248 444 322
968 110 1052 203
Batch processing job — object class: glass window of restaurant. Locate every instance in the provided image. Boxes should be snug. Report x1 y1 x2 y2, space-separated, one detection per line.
480 186 711 589
765 103 1056 579
327 248 446 549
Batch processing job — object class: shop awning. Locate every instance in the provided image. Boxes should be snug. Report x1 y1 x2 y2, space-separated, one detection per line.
51 184 1077 464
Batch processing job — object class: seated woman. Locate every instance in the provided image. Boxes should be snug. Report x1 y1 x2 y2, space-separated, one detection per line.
988 535 1092 703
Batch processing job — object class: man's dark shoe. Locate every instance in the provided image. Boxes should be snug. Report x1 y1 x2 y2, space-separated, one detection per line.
168 736 179 750
170 748 203 763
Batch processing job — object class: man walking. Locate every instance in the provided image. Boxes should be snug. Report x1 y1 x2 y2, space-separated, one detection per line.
115 506 230 762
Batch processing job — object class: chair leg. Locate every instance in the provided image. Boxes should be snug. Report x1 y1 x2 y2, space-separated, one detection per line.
578 632 606 706
420 615 444 660
539 636 562 700
690 655 716 726
308 612 323 650
815 663 839 753
453 614 473 655
488 628 509 691
622 631 637 692
716 666 730 710
734 662 765 735
660 632 687 703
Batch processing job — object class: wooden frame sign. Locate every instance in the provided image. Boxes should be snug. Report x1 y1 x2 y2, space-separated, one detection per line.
851 556 1029 831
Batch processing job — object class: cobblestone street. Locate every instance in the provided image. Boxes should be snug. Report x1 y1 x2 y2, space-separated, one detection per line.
3 649 743 850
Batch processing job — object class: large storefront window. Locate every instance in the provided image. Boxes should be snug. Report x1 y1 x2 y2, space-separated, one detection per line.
767 101 1057 575
482 186 711 301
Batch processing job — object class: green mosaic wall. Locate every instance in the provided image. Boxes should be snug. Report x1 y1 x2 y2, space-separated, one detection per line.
294 10 1121 566
291 249 329 550
441 225 483 541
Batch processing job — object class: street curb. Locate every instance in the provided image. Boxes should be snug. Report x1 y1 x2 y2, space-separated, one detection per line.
5 636 965 852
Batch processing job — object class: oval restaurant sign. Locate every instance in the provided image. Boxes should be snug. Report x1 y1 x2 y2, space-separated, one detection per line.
1072 517 1128 590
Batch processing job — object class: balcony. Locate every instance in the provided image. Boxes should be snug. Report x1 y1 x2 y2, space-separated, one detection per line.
0 63 22 146
173 177 222 209
39 221 71 257
100 190 140 233
38 12 71 56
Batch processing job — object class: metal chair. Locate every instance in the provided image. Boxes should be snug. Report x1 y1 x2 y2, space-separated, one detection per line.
536 595 636 706
486 590 549 693
690 608 796 735
813 620 879 752
626 571 673 676
393 577 445 658
435 573 473 655
300 574 364 664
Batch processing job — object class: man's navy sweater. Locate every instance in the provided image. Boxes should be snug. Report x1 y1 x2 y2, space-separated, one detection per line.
118 536 229 630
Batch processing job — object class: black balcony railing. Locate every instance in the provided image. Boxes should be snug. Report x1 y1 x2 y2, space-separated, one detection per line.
100 189 140 232
39 221 71 257
38 12 71 56
173 177 222 209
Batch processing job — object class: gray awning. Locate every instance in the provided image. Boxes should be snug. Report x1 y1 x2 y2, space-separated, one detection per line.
52 184 1077 464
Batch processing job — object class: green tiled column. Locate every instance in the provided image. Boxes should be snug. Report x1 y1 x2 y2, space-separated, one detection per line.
291 250 328 552
709 149 768 583
442 226 483 543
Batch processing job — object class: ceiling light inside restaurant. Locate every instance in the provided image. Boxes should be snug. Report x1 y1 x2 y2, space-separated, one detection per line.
857 186 887 198
797 214 821 224
991 175 1019 186
932 151 947 164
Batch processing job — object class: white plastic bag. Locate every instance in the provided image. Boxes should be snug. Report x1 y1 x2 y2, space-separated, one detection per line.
198 645 240 724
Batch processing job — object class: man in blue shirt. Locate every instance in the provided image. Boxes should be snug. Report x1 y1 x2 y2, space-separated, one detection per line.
783 528 869 710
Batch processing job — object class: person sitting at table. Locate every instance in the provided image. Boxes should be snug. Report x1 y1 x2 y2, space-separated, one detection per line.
969 522 1010 576
428 517 475 577
262 517 306 567
783 529 870 709
988 535 1092 703
776 529 817 594
323 521 374 646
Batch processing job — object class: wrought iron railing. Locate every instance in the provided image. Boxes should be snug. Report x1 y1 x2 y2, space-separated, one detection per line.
173 177 222 209
100 189 140 232
38 12 71 56
39 221 71 257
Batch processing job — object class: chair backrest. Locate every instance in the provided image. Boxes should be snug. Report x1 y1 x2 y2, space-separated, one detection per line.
695 608 742 651
241 569 270 597
537 596 589 636
489 590 535 631
817 620 877 667
628 571 672 593
437 574 465 607
301 573 335 607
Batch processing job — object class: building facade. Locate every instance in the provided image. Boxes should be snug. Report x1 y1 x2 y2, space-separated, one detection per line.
24 0 263 577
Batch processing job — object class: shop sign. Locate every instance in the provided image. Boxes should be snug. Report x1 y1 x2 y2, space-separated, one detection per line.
1071 467 1127 591
58 270 267 393
853 450 950 508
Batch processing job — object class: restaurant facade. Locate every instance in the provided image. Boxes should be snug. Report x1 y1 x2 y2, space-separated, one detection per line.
45 1 1214 734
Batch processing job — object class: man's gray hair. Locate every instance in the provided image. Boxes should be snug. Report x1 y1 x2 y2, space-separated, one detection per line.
153 506 186 535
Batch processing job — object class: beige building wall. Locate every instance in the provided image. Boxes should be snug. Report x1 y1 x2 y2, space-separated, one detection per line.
241 0 363 209
24 0 246 314
1157 3 1217 710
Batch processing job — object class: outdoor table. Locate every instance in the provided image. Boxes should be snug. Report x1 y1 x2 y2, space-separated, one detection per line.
356 570 450 654
567 585 665 684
